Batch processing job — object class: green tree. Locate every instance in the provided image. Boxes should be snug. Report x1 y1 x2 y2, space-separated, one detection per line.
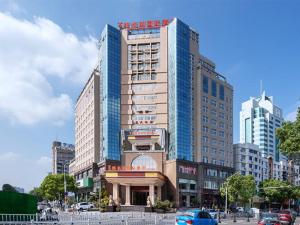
2 184 17 192
39 174 77 201
258 179 294 205
29 187 43 201
99 188 109 212
276 107 300 156
220 173 256 208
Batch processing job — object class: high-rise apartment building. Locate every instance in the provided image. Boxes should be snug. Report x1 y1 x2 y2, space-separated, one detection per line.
52 141 75 174
240 91 285 162
71 69 100 197
73 18 234 207
234 143 300 186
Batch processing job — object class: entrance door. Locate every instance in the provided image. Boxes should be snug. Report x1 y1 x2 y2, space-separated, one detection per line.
131 186 149 205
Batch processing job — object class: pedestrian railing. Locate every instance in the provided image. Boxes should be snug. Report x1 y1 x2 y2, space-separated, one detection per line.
0 213 176 225
0 214 38 222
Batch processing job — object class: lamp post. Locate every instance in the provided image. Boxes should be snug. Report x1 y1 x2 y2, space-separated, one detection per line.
224 183 228 215
63 162 69 211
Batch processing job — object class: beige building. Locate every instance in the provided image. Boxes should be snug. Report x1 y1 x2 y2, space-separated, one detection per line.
195 55 234 167
71 69 100 198
73 18 234 207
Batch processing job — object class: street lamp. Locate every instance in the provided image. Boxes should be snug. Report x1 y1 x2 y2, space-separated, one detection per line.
63 162 69 211
223 183 228 215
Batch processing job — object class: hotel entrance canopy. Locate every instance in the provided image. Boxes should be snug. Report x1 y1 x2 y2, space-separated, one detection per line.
105 170 165 206
105 170 165 186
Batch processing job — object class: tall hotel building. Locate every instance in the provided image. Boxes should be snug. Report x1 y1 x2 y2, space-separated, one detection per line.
240 91 285 162
72 18 234 207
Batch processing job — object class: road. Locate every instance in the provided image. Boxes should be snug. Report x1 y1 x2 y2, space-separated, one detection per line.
218 217 300 225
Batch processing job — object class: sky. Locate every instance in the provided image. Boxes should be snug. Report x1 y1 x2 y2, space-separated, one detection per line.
0 0 299 192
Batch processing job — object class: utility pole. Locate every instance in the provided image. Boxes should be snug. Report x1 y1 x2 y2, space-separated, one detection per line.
63 162 69 211
225 186 228 214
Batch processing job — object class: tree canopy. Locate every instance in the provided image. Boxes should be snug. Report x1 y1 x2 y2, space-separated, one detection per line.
220 173 256 206
2 184 17 192
276 107 300 157
258 179 300 205
39 174 77 201
29 187 43 201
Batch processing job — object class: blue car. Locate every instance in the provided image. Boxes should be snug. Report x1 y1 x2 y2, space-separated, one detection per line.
176 210 218 225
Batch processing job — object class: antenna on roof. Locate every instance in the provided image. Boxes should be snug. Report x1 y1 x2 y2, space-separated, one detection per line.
260 80 263 95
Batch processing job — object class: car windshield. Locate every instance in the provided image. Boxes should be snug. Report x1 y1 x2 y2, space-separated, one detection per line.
261 213 278 220
280 211 290 214
182 212 195 217
208 209 216 212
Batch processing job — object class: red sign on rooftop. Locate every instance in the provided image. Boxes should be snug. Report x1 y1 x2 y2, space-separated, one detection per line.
118 19 171 30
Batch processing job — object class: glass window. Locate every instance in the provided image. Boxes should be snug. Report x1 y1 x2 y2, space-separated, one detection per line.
211 80 217 97
219 84 225 100
190 183 196 190
203 76 209 93
211 99 217 107
131 155 157 170
245 118 251 143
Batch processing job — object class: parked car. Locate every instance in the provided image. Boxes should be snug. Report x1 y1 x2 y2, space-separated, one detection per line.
37 202 50 212
75 202 93 211
175 210 218 225
40 208 59 221
236 207 244 212
246 208 260 218
257 212 280 225
205 209 226 219
278 210 295 225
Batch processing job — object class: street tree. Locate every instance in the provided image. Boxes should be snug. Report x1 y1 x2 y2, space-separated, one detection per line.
39 174 77 201
220 173 256 208
276 107 300 157
29 187 44 201
258 179 296 206
2 184 17 192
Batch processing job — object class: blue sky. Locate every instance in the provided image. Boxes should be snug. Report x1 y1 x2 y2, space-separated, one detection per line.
0 0 299 191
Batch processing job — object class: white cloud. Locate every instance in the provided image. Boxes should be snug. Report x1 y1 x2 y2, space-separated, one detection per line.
0 152 51 192
285 109 297 122
0 12 98 125
37 156 52 167
0 151 20 160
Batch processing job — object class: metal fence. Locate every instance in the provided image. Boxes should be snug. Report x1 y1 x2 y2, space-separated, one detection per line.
0 212 176 225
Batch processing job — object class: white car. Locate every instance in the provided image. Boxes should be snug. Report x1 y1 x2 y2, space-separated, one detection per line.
76 202 93 211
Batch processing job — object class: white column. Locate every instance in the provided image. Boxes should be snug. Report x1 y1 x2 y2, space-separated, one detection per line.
186 195 191 207
113 183 119 201
157 185 162 200
149 184 155 205
125 185 131 206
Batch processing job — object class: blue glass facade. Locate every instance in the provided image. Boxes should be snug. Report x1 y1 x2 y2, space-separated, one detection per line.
99 25 121 161
168 18 192 161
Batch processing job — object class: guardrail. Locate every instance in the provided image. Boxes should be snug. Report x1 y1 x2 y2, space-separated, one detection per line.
0 213 176 225
0 214 38 222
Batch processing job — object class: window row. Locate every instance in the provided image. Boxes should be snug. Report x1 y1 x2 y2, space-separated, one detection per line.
132 84 156 92
128 43 160 51
132 94 157 102
128 62 160 70
202 76 225 100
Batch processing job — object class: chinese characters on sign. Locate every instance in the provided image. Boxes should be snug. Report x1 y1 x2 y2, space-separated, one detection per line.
118 19 171 30
106 165 155 171
178 165 197 175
